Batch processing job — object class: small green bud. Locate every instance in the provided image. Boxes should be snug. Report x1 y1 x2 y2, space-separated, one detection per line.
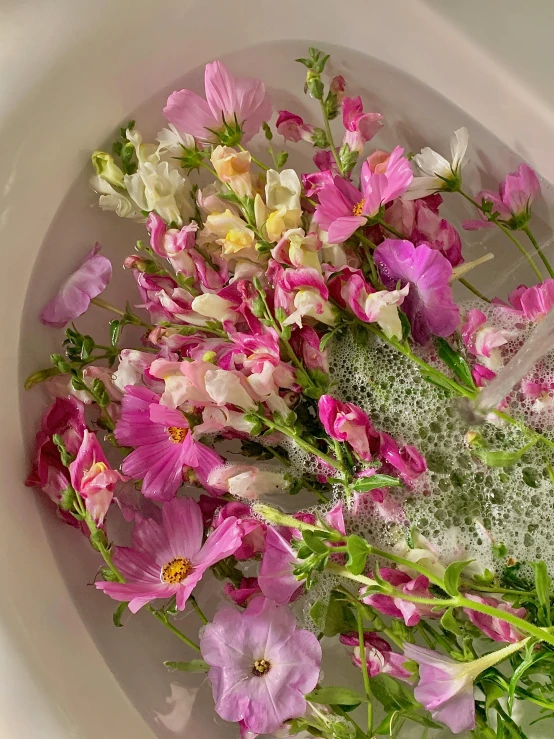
91 151 125 188
306 72 324 100
262 121 273 141
311 128 329 149
276 151 289 168
60 486 77 511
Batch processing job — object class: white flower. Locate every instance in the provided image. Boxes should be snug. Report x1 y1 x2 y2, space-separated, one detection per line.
211 145 253 198
363 285 410 339
156 124 195 156
90 175 143 219
204 369 257 410
204 209 256 255
191 294 235 322
207 464 287 500
124 160 193 227
404 127 469 200
283 290 336 329
112 350 154 392
263 169 302 241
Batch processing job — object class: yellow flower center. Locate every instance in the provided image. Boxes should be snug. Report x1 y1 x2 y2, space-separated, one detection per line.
161 556 193 584
167 426 187 444
252 658 271 677
352 198 365 217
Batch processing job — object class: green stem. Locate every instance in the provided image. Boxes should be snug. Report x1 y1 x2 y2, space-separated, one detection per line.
457 190 543 281
379 220 405 239
238 143 269 171
190 596 208 625
355 604 373 736
147 607 201 652
90 297 153 330
459 277 491 303
319 99 343 175
523 225 554 278
254 414 345 472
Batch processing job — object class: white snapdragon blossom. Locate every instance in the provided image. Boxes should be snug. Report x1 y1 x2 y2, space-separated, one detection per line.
204 209 256 255
207 464 287 500
261 169 303 242
90 176 143 219
283 290 336 329
404 127 469 200
156 124 195 156
191 294 235 322
363 285 410 340
204 369 257 411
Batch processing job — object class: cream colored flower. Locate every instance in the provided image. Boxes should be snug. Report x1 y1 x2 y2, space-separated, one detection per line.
211 145 253 198
205 209 256 255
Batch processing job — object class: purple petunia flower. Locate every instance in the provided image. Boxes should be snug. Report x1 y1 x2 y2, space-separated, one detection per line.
96 497 242 612
40 244 112 328
374 238 460 344
314 147 413 243
114 385 223 501
164 61 271 144
200 596 321 735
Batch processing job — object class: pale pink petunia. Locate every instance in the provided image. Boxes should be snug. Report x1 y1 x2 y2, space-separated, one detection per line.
40 244 112 328
200 597 321 736
96 497 242 612
164 61 271 144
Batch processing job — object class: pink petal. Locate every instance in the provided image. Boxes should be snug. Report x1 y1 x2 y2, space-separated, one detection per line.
163 89 217 140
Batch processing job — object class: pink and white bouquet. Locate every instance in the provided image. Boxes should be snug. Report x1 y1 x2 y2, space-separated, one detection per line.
26 48 554 737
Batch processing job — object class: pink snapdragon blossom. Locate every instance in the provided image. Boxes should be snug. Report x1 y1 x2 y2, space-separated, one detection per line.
114 386 223 500
341 96 383 153
289 326 329 373
463 593 527 643
26 397 85 504
224 577 262 607
461 309 513 370
212 502 266 560
473 363 496 388
207 464 287 500
318 394 377 461
361 568 440 626
521 377 554 410
164 61 271 144
378 432 427 483
339 632 411 680
340 269 410 339
96 497 242 612
314 147 413 243
463 164 540 230
276 110 315 143
40 244 112 328
374 239 460 344
258 528 302 604
200 596 321 736
69 430 123 525
497 279 554 322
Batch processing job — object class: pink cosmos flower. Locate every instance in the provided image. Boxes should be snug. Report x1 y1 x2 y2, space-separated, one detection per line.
276 110 315 143
374 239 460 344
463 163 540 230
40 244 112 328
114 386 223 501
339 632 412 680
314 147 413 243
26 397 85 504
360 568 441 626
461 309 513 370
96 497 242 612
341 96 383 153
463 593 526 643
224 577 262 607
318 394 378 462
386 194 464 267
164 61 271 144
69 430 123 525
496 279 554 321
200 596 321 736
378 432 427 483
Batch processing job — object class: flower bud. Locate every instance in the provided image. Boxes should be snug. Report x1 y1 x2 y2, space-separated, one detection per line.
91 151 125 188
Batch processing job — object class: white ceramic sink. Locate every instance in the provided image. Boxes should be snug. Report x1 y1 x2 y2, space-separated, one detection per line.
3 1 554 736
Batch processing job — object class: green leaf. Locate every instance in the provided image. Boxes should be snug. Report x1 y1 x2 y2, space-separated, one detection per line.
531 561 552 626
302 530 328 554
398 309 411 341
473 446 533 468
419 368 455 394
305 686 365 706
352 474 402 492
443 559 474 596
375 711 402 735
440 607 463 635
369 673 417 712
346 535 370 575
435 337 476 389
311 128 329 148
24 366 61 390
112 602 128 627
163 659 209 672
481 679 506 712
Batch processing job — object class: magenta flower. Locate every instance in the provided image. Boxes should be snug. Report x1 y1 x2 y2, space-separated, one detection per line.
40 244 112 328
463 593 526 643
289 326 329 373
378 432 427 483
461 308 513 370
69 430 123 525
314 147 413 243
114 385 223 501
200 596 321 735
361 568 441 626
318 394 378 462
472 363 496 388
463 163 540 230
224 577 262 607
276 110 314 143
386 194 464 266
341 96 383 153
496 279 554 321
26 397 85 504
96 497 242 612
374 239 460 344
164 61 271 144
339 632 411 680
212 501 266 560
